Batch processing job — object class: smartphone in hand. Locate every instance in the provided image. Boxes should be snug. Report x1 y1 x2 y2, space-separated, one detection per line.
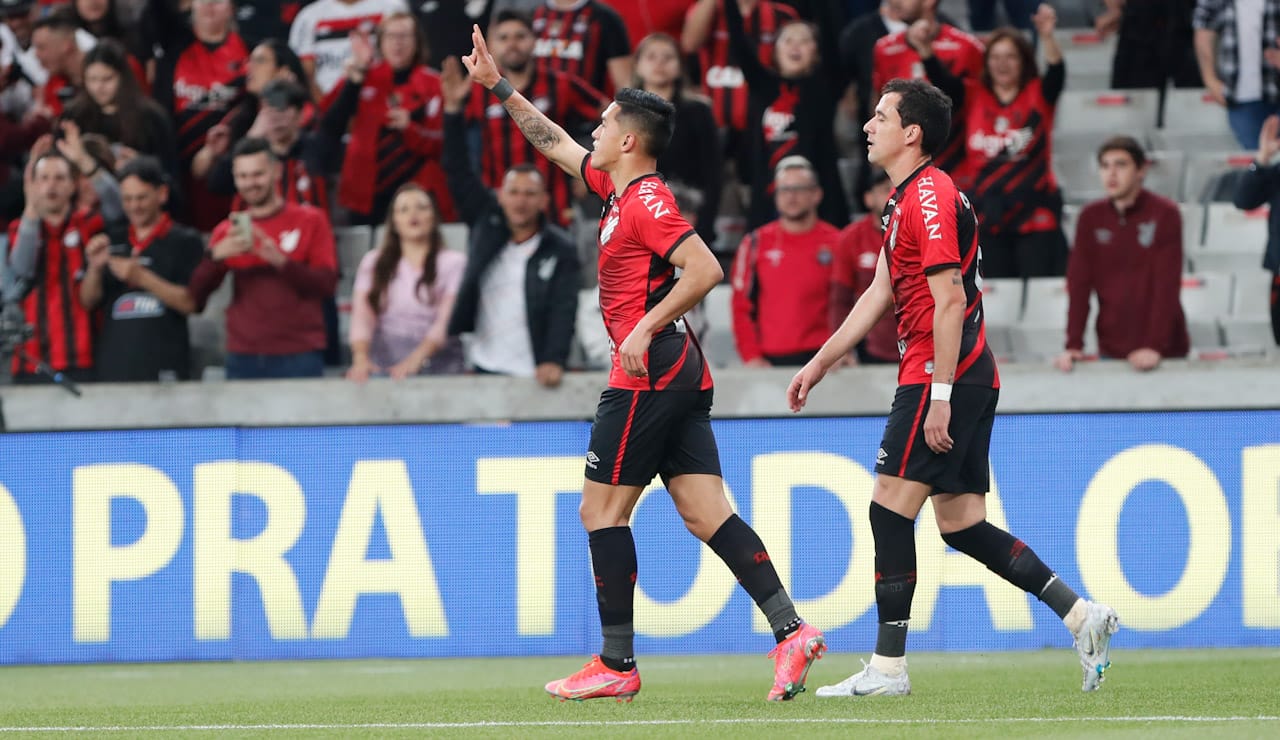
230 211 253 244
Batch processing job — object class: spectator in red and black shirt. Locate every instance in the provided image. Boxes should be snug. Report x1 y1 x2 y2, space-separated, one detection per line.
30 10 87 117
463 10 607 225
723 0 849 229
871 0 983 173
322 13 456 225
188 137 338 380
919 5 1067 278
4 150 106 382
63 40 180 190
207 79 337 212
78 155 204 382
153 0 247 231
731 155 840 366
1057 136 1188 373
682 0 797 134
531 0 632 96
831 168 898 364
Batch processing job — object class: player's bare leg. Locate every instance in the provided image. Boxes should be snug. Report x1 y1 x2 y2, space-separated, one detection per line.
666 474 826 700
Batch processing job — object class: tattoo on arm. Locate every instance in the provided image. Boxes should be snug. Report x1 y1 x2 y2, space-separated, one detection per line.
507 102 561 152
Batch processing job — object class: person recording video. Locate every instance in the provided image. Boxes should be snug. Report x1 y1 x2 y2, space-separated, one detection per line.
78 156 205 382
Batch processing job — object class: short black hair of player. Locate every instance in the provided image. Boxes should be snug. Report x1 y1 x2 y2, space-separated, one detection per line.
491 9 533 32
117 155 169 188
613 87 676 159
231 137 278 164
880 78 953 158
1096 135 1147 169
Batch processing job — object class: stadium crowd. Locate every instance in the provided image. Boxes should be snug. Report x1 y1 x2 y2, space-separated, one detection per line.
0 0 1277 384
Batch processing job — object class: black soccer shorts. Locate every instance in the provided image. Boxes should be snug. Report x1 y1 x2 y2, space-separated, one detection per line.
874 383 999 494
584 388 722 487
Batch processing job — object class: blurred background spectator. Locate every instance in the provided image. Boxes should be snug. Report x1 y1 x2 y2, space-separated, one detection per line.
347 184 465 380
831 168 898 365
632 32 722 245
1058 136 1188 373
967 0 1035 32
463 10 606 227
1232 113 1280 346
417 0 493 70
531 0 632 96
1193 0 1280 149
442 59 580 386
605 0 693 48
723 0 849 229
1097 0 1200 91
731 156 839 367
188 138 337 380
289 0 408 102
78 155 203 382
921 5 1067 278
322 16 456 226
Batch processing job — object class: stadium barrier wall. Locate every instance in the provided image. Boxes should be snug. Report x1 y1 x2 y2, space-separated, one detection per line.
1 409 1278 663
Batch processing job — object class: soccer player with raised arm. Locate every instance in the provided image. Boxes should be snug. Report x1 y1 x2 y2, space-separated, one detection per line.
460 26 826 703
787 78 1119 697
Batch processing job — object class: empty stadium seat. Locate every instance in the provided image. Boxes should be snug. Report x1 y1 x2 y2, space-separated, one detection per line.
1222 269 1276 350
1202 202 1269 250
1180 273 1232 347
980 277 1023 326
1054 90 1159 136
334 225 372 299
441 222 470 253
1056 149 1185 203
1011 277 1080 359
1159 89 1235 136
1051 30 1117 88
1149 129 1241 155
700 283 740 368
1180 203 1205 248
1061 203 1080 247
1182 152 1257 203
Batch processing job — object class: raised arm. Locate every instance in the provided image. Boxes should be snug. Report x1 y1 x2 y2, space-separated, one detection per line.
461 25 588 179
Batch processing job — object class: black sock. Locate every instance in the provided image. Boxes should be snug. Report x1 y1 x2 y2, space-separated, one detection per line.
588 526 636 671
870 501 916 657
706 514 801 642
941 520 1079 618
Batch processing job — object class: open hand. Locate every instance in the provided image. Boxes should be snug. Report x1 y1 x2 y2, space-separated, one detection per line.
440 56 471 112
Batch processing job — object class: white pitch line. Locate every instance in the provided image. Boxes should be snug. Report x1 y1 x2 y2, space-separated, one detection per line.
0 717 1277 732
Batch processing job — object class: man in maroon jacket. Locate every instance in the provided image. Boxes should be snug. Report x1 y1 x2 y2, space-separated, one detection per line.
187 137 337 380
1055 136 1189 373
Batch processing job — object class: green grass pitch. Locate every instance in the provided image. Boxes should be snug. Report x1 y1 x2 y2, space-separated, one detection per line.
1 649 1278 738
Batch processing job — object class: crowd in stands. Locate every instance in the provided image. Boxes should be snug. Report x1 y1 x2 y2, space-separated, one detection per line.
1 0 1277 387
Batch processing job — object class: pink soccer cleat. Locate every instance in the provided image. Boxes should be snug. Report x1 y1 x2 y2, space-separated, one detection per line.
544 656 641 703
767 622 827 701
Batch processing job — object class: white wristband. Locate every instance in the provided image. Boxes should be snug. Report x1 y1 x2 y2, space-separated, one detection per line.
931 382 953 402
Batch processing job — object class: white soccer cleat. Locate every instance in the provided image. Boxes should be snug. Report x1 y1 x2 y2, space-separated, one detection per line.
1073 601 1119 692
814 660 911 697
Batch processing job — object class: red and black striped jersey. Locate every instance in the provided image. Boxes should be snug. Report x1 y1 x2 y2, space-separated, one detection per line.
580 154 712 392
951 67 1064 236
163 35 248 162
464 67 606 226
690 0 796 132
6 210 104 375
872 25 984 172
882 164 998 388
531 0 632 97
289 0 409 95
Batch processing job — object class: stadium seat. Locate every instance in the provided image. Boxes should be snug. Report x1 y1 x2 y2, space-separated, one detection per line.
1191 250 1262 273
1061 203 1080 247
1222 269 1276 350
980 277 1023 326
190 275 233 379
1056 149 1184 203
334 225 372 299
1182 152 1257 203
1159 89 1235 136
1149 129 1241 155
1054 89 1160 136
440 222 470 253
1202 202 1269 251
1051 30 1117 88
700 283 740 368
1010 277 1096 359
1180 203 1205 248
1180 273 1232 347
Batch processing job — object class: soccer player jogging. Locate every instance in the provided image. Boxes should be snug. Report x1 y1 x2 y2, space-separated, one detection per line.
786 78 1119 696
461 24 826 703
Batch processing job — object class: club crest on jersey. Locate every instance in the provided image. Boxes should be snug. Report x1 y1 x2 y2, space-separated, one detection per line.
600 213 620 244
1138 220 1156 247
816 246 832 265
279 229 302 254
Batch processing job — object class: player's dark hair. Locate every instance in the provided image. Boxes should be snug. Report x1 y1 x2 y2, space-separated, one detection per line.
491 9 533 32
231 137 278 163
880 78 953 158
369 184 443 313
1096 135 1147 168
117 155 168 188
614 87 676 159
981 27 1039 91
